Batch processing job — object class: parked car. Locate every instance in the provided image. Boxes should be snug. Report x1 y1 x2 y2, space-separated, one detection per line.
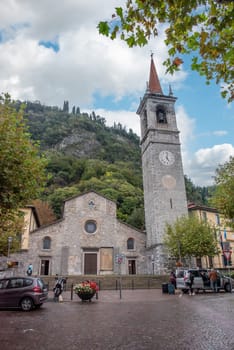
0 276 48 311
176 268 233 293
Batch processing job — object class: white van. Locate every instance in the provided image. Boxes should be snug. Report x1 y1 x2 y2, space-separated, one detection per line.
176 268 233 293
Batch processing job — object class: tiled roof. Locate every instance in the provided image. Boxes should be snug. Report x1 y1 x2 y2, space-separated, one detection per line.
148 54 163 94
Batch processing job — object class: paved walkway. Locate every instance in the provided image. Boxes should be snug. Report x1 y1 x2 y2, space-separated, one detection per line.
1 288 234 350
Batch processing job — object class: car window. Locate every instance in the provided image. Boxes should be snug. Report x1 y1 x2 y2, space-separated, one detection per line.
24 278 33 287
176 271 185 278
189 270 200 277
7 278 24 288
37 279 44 289
0 279 8 289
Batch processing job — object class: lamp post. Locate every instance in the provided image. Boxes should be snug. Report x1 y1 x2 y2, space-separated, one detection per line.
151 254 155 275
7 236 13 259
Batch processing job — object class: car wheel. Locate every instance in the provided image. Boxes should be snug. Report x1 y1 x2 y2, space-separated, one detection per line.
224 283 232 293
20 297 34 311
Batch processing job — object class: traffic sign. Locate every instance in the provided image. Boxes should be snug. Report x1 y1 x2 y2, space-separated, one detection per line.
223 250 232 261
115 254 125 264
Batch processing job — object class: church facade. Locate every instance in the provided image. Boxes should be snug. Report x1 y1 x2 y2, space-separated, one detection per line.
11 191 147 276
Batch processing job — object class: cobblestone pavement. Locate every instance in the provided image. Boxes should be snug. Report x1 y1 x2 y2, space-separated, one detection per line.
0 289 234 350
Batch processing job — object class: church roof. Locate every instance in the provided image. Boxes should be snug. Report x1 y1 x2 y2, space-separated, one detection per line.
148 54 163 94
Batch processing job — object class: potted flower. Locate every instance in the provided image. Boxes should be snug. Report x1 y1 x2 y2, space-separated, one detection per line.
74 280 98 301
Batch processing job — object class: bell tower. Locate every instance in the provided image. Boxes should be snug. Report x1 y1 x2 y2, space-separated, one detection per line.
137 55 188 273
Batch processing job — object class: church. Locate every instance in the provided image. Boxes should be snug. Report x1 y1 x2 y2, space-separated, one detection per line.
10 56 188 276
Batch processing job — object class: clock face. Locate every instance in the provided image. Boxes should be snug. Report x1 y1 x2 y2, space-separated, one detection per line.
159 150 175 166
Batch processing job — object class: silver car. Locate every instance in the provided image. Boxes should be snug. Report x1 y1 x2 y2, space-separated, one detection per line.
176 268 233 293
0 276 48 311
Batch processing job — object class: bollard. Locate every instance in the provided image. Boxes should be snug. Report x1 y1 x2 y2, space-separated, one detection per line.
71 283 73 300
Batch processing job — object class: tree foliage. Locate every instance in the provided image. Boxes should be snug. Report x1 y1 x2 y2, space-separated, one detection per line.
98 0 234 102
184 175 213 205
0 211 23 255
0 94 47 253
164 214 219 261
210 156 234 228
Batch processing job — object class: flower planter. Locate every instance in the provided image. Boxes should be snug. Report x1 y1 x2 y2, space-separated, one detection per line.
76 291 96 301
74 281 98 302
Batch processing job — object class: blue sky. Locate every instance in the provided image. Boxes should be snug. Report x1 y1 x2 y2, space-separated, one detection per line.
0 0 233 187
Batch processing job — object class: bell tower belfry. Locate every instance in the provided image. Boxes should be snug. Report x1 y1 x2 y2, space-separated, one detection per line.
137 55 188 273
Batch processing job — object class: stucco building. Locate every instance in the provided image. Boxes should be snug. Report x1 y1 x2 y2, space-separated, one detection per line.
188 203 233 269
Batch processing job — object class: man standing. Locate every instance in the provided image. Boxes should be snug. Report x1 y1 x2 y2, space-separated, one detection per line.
209 269 218 292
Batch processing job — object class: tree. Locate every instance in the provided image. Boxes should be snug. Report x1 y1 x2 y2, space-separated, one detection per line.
63 100 69 112
0 93 47 253
98 1 234 102
164 215 219 262
0 211 23 256
210 156 234 228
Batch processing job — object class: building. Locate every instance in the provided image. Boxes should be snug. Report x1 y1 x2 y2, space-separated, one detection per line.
12 191 147 276
137 55 188 273
20 206 41 250
188 203 233 269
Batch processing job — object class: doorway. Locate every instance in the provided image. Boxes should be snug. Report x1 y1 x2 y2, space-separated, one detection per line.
84 253 97 274
128 260 136 275
40 259 50 275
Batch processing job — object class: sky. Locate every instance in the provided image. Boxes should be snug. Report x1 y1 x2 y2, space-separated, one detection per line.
0 0 233 187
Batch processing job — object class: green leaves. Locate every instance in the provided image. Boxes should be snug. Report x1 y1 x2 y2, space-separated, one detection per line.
98 22 110 37
0 94 47 250
210 156 234 228
164 215 219 260
98 0 234 102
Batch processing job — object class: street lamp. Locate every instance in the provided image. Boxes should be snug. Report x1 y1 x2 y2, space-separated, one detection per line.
7 236 13 259
151 254 155 275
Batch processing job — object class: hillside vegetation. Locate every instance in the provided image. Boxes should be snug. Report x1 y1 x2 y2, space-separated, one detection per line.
15 100 214 229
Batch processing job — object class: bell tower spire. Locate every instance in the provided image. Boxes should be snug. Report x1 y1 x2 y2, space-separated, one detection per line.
148 53 163 94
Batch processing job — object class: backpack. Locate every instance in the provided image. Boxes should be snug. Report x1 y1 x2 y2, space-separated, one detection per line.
27 267 32 276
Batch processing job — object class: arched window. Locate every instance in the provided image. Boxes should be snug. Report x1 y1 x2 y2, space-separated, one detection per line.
127 238 134 250
43 236 51 250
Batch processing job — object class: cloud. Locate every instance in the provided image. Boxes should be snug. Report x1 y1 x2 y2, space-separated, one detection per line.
188 144 234 186
0 1 187 108
85 108 140 136
213 130 228 137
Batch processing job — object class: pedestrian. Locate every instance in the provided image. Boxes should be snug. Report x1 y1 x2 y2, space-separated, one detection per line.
169 271 177 289
26 263 33 276
209 268 218 292
187 271 195 296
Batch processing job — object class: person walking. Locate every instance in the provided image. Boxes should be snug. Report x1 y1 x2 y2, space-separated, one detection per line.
169 271 177 289
188 271 195 296
209 268 218 292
